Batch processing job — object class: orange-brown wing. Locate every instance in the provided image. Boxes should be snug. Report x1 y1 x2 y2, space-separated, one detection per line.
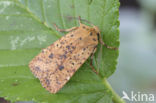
29 24 98 93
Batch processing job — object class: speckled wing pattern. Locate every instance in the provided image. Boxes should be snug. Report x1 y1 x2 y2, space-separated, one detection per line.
29 24 99 93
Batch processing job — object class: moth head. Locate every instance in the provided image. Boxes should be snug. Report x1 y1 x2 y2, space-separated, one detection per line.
93 26 100 35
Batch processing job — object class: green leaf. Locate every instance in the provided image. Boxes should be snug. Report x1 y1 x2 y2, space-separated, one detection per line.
0 0 121 103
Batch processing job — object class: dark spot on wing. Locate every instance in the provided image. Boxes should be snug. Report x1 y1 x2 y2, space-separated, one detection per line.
93 38 96 41
58 65 64 70
63 54 67 58
49 53 53 59
45 78 50 86
79 37 82 40
70 34 74 37
83 48 86 51
66 45 70 49
34 66 40 71
60 54 67 59
72 46 76 49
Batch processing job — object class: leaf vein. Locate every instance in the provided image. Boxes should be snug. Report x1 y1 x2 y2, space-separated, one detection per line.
57 0 66 29
40 0 46 22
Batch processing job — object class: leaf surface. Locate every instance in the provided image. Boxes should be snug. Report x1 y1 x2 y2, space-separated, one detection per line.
0 0 119 102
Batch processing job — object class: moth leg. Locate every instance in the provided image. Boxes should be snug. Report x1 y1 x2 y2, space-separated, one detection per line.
53 24 78 32
78 16 83 25
90 47 98 74
98 34 118 50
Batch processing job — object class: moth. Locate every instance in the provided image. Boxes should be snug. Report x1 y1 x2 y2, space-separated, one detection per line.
29 17 117 93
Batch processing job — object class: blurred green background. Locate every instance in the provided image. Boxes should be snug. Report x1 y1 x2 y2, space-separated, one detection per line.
1 0 156 103
109 0 156 103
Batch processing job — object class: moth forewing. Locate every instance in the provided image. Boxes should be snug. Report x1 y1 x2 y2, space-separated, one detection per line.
29 20 101 93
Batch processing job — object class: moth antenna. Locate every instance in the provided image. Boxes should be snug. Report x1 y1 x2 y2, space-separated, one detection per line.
53 23 78 32
81 18 95 27
78 16 83 27
66 16 95 27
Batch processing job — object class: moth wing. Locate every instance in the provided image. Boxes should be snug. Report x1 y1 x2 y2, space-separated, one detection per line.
29 26 98 93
